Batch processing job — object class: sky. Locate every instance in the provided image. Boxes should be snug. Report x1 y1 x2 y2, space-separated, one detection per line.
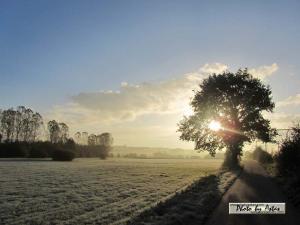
0 0 300 148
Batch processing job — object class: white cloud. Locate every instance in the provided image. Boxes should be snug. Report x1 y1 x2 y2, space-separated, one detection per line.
248 63 278 80
200 63 228 74
277 94 300 107
265 112 300 129
121 82 128 87
48 63 277 137
56 63 228 124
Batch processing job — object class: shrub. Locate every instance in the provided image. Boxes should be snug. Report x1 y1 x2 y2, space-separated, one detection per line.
275 125 300 208
276 125 300 175
52 149 75 161
252 146 273 164
32 141 54 156
28 146 48 158
0 142 28 157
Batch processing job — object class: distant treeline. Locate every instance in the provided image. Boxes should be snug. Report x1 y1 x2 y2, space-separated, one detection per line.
0 141 112 159
0 106 43 142
0 106 113 160
117 152 202 159
115 153 224 159
110 146 222 159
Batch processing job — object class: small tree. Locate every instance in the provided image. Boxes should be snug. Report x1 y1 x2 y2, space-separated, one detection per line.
178 69 276 168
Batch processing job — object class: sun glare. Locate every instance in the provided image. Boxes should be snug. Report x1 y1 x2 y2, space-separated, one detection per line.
208 120 221 131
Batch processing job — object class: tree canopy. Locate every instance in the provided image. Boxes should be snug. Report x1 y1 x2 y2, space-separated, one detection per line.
178 69 277 167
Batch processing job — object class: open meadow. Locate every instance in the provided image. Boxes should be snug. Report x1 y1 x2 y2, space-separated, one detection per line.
0 158 222 225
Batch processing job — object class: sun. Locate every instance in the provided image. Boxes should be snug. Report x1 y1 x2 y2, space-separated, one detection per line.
208 120 221 131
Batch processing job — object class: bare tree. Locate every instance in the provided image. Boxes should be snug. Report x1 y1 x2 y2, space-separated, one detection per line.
47 120 60 143
30 112 43 142
15 106 26 141
74 132 81 144
82 132 88 145
59 123 69 143
0 109 2 142
98 132 114 146
88 134 97 146
1 108 16 142
22 108 34 142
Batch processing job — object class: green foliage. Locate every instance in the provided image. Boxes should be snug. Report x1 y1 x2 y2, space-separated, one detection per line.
178 69 276 166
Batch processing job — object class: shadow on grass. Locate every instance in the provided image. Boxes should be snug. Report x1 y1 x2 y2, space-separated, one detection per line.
127 171 238 225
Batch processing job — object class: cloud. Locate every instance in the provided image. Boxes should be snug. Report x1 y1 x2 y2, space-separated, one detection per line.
46 62 286 146
61 63 228 124
200 63 228 74
48 62 279 130
277 94 300 107
248 63 278 80
266 112 300 129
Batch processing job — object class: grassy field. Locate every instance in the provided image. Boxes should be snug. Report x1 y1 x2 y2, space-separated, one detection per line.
0 158 222 225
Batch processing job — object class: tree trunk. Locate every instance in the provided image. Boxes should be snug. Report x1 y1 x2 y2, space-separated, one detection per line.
223 144 240 168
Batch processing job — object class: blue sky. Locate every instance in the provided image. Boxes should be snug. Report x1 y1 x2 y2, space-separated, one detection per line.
1 1 300 147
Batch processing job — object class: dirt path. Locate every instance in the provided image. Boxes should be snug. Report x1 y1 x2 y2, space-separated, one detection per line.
205 160 300 225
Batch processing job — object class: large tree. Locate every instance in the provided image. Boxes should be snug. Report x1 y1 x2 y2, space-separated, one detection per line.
178 69 277 167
